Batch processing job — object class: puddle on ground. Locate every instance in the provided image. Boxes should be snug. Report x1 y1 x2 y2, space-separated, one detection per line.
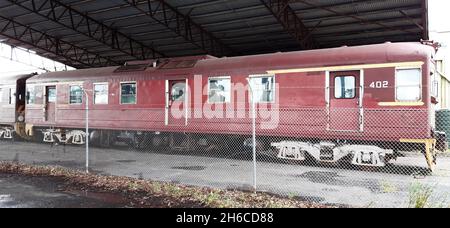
171 166 206 171
298 171 340 182
297 171 382 193
0 194 12 202
293 195 326 203
116 160 137 163
65 190 129 205
0 194 14 207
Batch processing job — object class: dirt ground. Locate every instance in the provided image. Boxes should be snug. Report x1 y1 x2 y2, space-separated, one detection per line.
1 140 450 207
0 173 131 208
0 162 334 208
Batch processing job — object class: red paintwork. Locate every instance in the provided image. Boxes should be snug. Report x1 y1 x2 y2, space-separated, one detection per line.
329 71 361 132
24 42 435 142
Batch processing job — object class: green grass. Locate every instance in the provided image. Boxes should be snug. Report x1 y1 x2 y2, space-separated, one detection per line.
380 181 397 193
408 182 449 208
409 183 434 208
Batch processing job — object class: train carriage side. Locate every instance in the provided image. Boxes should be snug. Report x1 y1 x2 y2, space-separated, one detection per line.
194 42 440 169
22 42 443 170
266 43 439 169
23 56 214 145
0 74 34 139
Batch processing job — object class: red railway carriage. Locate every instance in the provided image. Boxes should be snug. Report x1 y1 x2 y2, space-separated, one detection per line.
0 74 34 139
22 42 446 170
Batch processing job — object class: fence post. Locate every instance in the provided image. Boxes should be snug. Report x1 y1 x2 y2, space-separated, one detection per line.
83 89 89 174
247 79 257 192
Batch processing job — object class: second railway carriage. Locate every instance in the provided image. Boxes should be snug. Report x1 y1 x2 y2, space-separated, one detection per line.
0 74 34 139
22 42 447 170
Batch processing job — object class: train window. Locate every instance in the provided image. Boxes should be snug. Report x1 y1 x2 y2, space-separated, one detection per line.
94 83 108 104
121 82 137 104
69 86 83 104
396 68 421 101
26 86 35 104
9 88 16 105
249 75 275 103
171 82 185 101
431 65 439 98
334 76 355 99
208 77 231 103
432 80 439 98
47 87 56 103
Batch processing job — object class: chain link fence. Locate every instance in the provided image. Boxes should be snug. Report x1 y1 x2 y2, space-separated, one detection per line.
1 105 450 208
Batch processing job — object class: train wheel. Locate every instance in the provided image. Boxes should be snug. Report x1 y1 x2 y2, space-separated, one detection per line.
127 134 147 151
146 135 168 154
31 130 44 143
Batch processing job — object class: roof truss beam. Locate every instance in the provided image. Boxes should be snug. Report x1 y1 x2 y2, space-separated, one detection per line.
6 0 166 60
0 14 119 68
261 0 318 50
295 0 422 38
421 0 429 40
122 0 235 57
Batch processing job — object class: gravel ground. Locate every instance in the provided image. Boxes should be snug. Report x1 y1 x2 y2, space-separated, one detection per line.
1 140 450 207
0 162 334 208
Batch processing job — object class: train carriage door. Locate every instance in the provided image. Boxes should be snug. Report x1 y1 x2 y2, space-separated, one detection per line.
166 79 188 126
45 86 57 123
15 79 27 122
328 71 362 132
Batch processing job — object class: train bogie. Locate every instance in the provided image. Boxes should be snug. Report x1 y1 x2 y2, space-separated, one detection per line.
272 141 393 167
0 127 14 139
41 129 87 145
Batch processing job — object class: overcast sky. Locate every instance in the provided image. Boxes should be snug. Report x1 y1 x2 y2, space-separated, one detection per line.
0 0 449 76
429 0 450 32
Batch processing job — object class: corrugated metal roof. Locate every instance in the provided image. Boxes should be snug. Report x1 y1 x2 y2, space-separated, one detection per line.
0 0 428 69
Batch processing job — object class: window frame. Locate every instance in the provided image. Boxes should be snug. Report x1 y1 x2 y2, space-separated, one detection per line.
120 81 138 105
395 67 423 102
432 79 439 99
248 74 276 104
430 64 439 98
46 86 57 104
93 82 109 105
334 75 357 99
69 85 84 105
26 85 36 105
207 76 232 104
9 87 16 105
170 81 187 102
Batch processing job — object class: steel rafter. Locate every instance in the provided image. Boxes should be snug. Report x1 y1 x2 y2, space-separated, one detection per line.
123 0 235 57
261 0 317 50
32 3 422 38
295 0 421 38
6 0 166 61
0 15 119 68
421 0 429 40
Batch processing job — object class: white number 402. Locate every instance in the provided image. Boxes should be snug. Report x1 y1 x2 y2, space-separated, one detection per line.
369 81 389 89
